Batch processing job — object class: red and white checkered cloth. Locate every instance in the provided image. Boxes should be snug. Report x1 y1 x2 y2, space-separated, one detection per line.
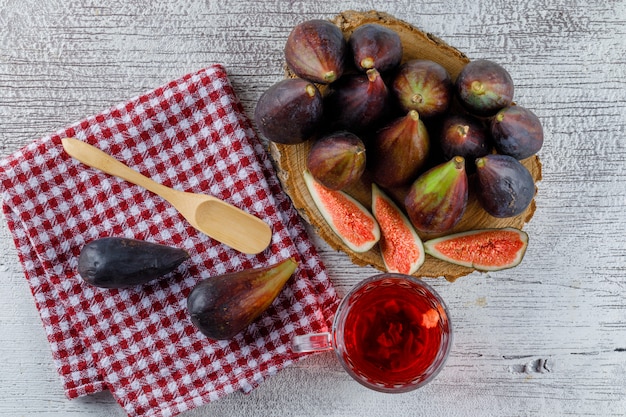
0 65 338 417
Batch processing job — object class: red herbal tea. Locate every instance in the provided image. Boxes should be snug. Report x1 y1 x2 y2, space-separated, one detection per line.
292 273 452 393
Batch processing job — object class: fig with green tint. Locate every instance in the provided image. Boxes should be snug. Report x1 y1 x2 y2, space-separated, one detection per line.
307 131 366 190
187 258 298 340
491 105 544 160
324 68 389 133
349 23 402 73
455 59 514 117
439 114 491 164
475 154 535 218
369 110 430 188
254 78 323 145
404 156 468 234
424 227 528 271
285 19 346 84
392 59 453 118
78 237 189 289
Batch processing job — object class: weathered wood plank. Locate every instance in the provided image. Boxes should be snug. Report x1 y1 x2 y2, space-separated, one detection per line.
1 0 625 416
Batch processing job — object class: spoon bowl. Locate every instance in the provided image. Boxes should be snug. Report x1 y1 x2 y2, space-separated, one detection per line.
61 137 272 254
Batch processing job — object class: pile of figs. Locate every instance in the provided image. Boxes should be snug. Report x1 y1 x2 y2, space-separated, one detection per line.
255 17 543 274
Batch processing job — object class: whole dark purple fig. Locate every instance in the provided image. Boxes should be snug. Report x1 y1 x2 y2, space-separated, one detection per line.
392 59 453 118
307 131 366 190
490 105 544 159
324 68 389 132
78 237 189 289
404 156 468 234
455 59 514 117
285 19 346 84
254 78 323 145
349 23 402 73
440 114 491 163
475 154 535 218
369 110 430 188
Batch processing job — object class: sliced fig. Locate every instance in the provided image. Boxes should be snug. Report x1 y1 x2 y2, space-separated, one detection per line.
490 105 544 160
372 183 425 275
455 59 514 117
475 154 535 218
424 227 528 271
349 23 402 72
392 59 453 118
369 110 430 188
324 68 389 133
285 19 346 84
254 78 323 144
304 170 380 252
404 156 468 234
77 237 189 289
187 258 298 340
439 114 491 164
307 131 366 190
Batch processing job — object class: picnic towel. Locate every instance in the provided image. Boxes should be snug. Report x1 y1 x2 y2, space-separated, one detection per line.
0 64 339 417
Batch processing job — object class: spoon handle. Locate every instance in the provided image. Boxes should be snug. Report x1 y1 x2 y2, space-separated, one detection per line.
61 137 172 198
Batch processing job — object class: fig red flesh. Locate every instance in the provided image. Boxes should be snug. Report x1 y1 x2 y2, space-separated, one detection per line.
424 227 528 271
372 184 425 275
304 170 380 252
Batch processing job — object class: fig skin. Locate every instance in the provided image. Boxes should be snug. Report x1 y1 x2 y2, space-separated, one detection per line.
490 105 544 160
307 131 366 190
254 78 323 145
440 114 491 165
349 23 402 73
455 59 514 117
369 110 430 188
475 154 535 218
404 156 468 234
285 19 346 84
77 237 189 289
392 59 453 118
187 258 298 340
324 68 389 133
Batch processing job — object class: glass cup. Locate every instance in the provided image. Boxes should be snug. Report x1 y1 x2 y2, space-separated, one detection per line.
292 273 452 393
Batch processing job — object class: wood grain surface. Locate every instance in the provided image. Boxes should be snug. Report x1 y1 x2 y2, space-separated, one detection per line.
1 1 625 416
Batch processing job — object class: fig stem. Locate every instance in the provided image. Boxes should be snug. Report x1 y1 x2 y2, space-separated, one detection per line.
366 68 380 82
408 110 420 121
411 93 424 105
471 80 485 95
360 57 375 70
305 84 318 98
453 155 465 170
323 71 337 83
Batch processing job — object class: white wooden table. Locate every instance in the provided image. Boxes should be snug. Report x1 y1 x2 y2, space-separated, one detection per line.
1 1 625 416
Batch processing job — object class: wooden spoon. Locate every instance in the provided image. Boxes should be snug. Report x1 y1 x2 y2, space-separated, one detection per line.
61 137 272 254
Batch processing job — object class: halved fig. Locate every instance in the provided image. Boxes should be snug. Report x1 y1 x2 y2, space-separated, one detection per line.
372 183 425 275
304 170 380 252
424 227 528 271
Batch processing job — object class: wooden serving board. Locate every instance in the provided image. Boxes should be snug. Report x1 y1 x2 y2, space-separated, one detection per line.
269 10 542 281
